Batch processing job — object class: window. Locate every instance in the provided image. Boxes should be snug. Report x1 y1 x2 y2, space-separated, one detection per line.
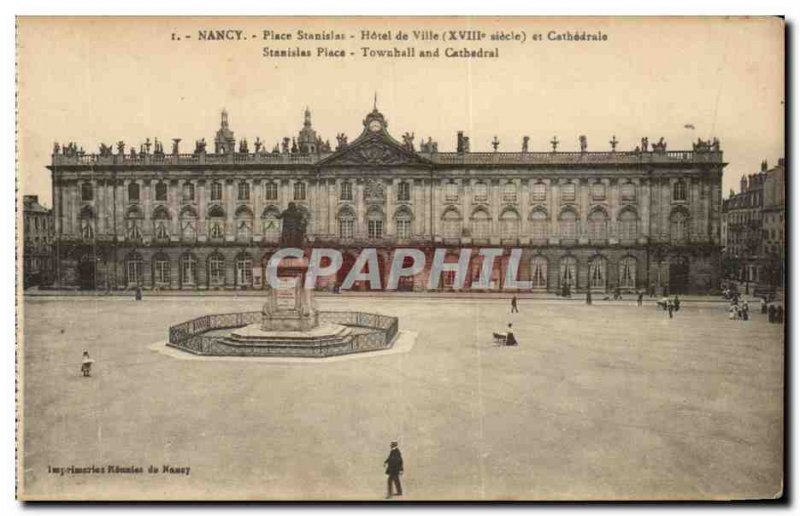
128 182 140 202
531 210 548 241
155 182 168 202
209 221 224 240
442 209 462 239
262 208 281 240
340 181 353 201
559 256 577 289
618 209 638 243
367 211 384 239
673 180 687 201
474 182 488 202
561 182 576 202
530 256 548 289
532 182 546 202
181 254 197 285
471 210 491 239
445 182 458 202
126 220 143 241
589 257 607 289
670 210 689 243
264 182 278 201
503 182 517 202
621 182 636 202
180 206 198 242
588 210 608 241
619 256 637 289
397 182 411 202
338 210 355 239
238 182 250 201
81 183 94 201
235 255 253 287
80 219 94 240
499 210 520 240
559 210 578 239
153 207 170 241
293 182 306 201
395 209 412 239
182 183 195 202
153 255 170 285
208 254 225 285
211 182 223 201
126 253 142 285
591 182 606 201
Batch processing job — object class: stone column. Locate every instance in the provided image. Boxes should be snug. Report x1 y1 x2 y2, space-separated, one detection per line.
549 179 559 244
116 181 126 240
198 179 207 241
385 178 396 237
253 179 263 240
519 178 530 239
142 180 152 240
355 180 366 238
170 180 180 241
578 179 589 244
225 180 235 241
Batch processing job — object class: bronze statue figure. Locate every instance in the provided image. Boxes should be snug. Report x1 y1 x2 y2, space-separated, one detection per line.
277 202 307 248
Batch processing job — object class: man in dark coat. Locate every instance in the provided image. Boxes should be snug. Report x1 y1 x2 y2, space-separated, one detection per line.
510 295 519 313
384 441 404 498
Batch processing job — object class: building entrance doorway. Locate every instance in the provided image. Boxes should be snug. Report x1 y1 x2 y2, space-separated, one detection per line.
669 256 690 295
77 257 96 290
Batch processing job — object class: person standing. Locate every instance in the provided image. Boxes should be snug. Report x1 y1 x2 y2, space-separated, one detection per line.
505 323 518 346
637 291 644 306
135 285 142 301
80 351 94 377
667 299 674 319
673 295 681 312
384 441 404 499
586 288 592 305
742 300 749 321
510 295 519 313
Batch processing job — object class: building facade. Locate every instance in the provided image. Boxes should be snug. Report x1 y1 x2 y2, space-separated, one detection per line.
761 159 785 288
48 107 724 293
22 195 54 288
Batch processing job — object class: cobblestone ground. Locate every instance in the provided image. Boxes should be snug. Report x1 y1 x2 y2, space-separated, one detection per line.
20 295 784 500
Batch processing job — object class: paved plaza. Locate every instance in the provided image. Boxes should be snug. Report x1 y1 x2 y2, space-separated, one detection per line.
21 295 783 500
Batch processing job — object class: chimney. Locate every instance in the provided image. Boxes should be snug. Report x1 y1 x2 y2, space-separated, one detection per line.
456 131 464 153
761 160 768 172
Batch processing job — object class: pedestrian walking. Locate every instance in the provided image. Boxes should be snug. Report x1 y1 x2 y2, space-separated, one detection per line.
135 286 142 301
649 283 656 298
741 300 749 321
667 300 674 319
80 351 94 377
637 291 644 306
384 441 404 499
673 295 680 312
586 289 592 305
510 295 519 313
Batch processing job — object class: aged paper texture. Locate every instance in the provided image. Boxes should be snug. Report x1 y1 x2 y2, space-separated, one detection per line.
17 16 785 500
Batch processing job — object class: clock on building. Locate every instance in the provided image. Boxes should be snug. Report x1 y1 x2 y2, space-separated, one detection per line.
368 119 383 132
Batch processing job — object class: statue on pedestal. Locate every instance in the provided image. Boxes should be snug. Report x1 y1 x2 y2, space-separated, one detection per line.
278 202 307 248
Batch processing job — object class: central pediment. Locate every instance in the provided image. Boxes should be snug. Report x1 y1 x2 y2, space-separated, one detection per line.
317 130 433 168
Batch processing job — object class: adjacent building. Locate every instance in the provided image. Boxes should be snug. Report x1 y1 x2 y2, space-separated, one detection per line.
761 159 786 288
22 195 54 288
48 106 725 293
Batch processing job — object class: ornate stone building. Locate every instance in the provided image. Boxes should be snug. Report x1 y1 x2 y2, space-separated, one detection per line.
23 195 54 288
48 107 724 293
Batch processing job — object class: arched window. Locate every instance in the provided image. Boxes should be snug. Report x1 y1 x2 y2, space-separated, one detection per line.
397 181 411 202
559 209 578 240
208 253 225 286
561 182 576 202
532 181 546 202
153 253 171 286
264 182 278 201
78 205 95 240
473 182 488 202
670 209 689 243
182 182 195 202
673 179 687 201
441 209 462 239
125 205 143 242
619 256 637 289
152 206 171 242
471 209 491 239
559 256 577 290
208 205 225 241
499 209 520 240
262 206 281 241
589 256 607 290
531 209 549 241
155 182 168 202
530 256 548 289
338 207 355 239
503 182 517 202
618 209 638 243
235 206 254 241
238 182 250 201
210 182 223 201
235 253 253 287
367 208 385 239
588 209 608 242
180 253 197 286
394 207 412 240
180 206 198 242
128 182 140 202
293 181 306 201
125 252 142 286
340 181 353 201
81 182 94 201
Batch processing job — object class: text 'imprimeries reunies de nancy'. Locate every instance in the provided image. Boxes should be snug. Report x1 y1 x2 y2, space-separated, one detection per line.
185 28 609 59
48 465 191 476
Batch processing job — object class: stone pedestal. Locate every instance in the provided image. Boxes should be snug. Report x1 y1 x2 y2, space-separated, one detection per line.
262 256 318 332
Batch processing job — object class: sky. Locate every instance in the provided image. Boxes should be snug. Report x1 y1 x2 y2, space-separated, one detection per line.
17 16 785 207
